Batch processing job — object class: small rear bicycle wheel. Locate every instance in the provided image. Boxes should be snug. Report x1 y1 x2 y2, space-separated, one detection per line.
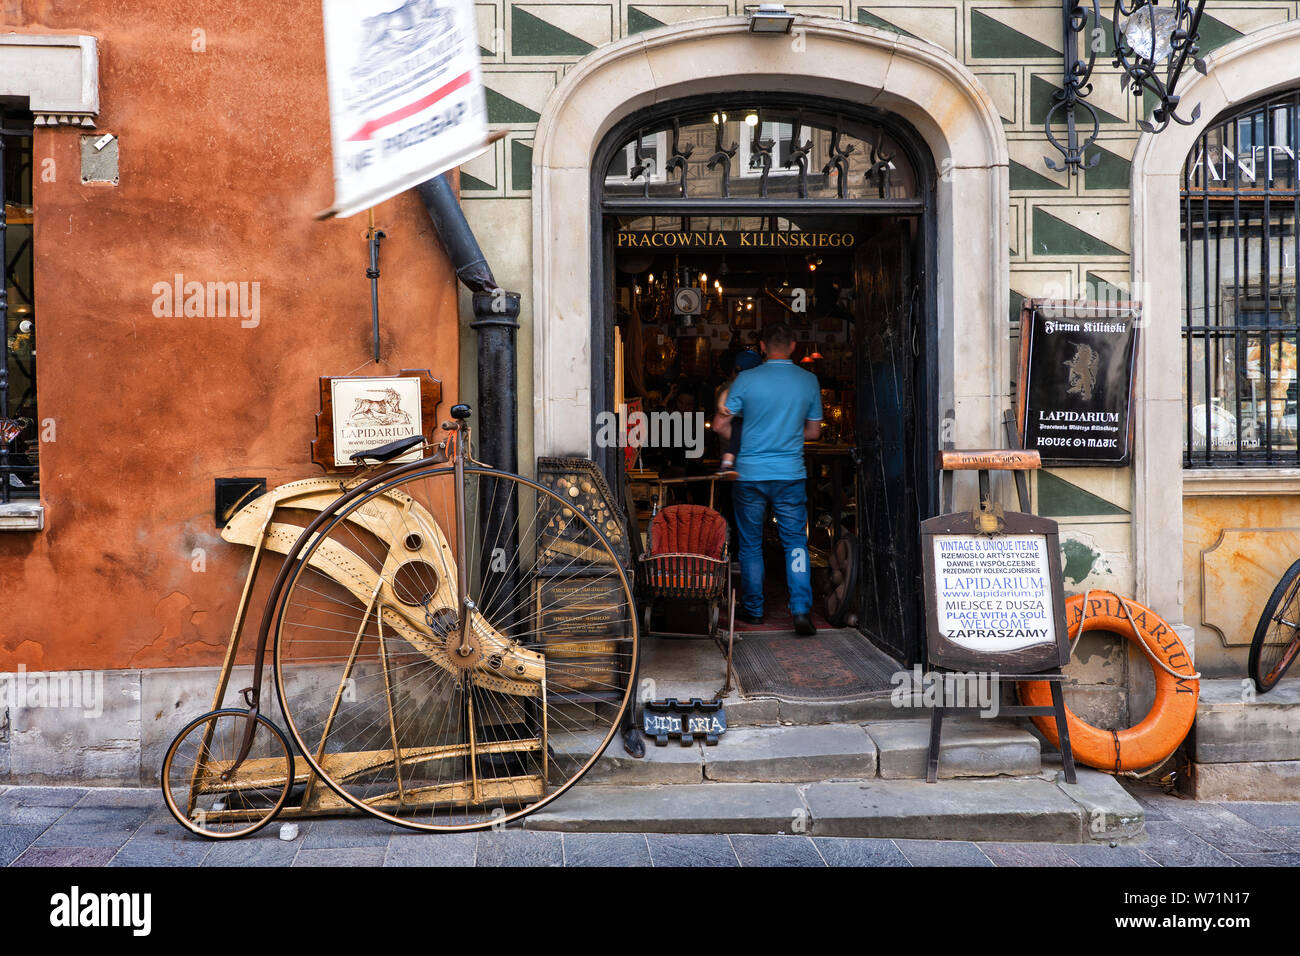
161 709 295 839
1250 558 1300 693
270 464 637 831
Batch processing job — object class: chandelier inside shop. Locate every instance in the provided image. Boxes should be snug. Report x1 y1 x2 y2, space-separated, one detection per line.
1045 0 1209 175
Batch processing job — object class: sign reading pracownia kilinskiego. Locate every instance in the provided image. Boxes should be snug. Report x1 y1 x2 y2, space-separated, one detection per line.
318 0 490 219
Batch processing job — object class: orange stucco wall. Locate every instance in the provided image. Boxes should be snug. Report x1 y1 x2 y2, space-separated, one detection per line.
0 3 462 671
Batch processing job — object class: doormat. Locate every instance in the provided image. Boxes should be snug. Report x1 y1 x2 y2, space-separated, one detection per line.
732 630 900 702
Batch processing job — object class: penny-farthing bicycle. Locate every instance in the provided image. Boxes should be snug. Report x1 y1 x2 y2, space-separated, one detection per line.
161 405 638 835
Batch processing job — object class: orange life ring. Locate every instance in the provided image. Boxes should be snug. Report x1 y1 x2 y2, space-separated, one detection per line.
1019 591 1198 773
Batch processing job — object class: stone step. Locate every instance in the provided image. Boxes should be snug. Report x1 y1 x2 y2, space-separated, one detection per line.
703 724 877 781
865 717 1041 779
523 768 1144 844
560 717 1042 785
721 691 916 726
1189 677 1300 801
546 689 913 731
1192 677 1300 763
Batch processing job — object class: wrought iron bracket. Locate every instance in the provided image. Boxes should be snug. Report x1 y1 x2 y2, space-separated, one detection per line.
665 117 694 198
750 110 775 198
1044 0 1102 175
786 120 813 198
705 115 739 197
864 126 896 198
822 119 857 198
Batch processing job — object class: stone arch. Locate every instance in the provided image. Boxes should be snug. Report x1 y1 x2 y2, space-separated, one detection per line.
530 16 1009 461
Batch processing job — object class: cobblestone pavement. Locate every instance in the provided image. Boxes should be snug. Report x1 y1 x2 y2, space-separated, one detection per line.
0 783 1297 866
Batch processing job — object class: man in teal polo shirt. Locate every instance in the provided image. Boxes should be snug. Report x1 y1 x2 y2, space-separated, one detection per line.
715 322 823 636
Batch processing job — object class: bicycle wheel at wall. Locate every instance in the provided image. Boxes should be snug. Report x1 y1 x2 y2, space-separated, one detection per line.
1250 558 1300 693
271 465 637 831
161 709 295 839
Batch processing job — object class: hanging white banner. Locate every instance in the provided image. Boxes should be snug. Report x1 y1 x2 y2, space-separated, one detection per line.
318 0 489 219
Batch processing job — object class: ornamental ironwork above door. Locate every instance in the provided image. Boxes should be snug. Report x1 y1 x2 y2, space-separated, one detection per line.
603 104 921 203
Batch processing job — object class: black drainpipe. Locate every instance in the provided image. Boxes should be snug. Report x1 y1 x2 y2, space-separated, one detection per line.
415 174 520 478
416 173 521 621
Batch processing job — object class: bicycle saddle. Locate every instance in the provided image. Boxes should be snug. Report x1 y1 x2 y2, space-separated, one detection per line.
350 434 424 463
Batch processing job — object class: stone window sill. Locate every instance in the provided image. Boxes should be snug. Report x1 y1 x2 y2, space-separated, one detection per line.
0 502 44 531
1183 468 1300 497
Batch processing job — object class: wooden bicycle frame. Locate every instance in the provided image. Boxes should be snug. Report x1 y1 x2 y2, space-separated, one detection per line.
182 413 553 823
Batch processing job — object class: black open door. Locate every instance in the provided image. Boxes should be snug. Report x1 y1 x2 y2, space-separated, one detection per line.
853 220 925 664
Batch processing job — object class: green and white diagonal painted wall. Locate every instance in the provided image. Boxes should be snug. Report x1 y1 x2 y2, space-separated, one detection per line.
457 2 1297 602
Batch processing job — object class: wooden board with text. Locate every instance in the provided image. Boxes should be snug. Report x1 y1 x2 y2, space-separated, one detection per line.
1016 300 1140 467
311 370 441 472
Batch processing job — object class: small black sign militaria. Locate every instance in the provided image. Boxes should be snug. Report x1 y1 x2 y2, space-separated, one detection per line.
1017 300 1140 467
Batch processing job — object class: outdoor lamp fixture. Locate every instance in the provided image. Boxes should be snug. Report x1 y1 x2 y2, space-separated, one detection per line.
1113 0 1209 133
1044 0 1208 174
746 3 795 34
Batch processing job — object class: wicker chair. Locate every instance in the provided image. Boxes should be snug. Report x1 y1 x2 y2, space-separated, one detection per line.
634 504 737 695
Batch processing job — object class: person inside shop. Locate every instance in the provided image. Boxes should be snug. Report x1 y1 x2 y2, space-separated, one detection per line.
713 322 823 636
714 348 763 480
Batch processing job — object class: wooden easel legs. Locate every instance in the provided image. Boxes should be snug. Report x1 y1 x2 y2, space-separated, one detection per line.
924 673 1077 785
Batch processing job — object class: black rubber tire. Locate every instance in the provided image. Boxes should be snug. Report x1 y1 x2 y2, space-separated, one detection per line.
1250 558 1300 693
161 709 295 840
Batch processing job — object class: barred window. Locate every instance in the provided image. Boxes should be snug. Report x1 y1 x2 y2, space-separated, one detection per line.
1183 91 1300 466
1 107 36 501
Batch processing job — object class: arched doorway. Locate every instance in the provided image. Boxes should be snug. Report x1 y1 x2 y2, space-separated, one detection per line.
593 94 934 661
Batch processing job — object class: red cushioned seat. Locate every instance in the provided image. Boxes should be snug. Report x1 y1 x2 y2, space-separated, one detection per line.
649 504 728 559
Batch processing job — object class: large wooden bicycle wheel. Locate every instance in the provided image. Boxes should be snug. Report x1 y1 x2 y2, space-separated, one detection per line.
1250 558 1300 693
269 463 637 831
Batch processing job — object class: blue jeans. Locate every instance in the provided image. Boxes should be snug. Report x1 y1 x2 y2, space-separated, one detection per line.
733 479 812 617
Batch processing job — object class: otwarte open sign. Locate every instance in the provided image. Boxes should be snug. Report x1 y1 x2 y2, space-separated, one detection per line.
319 0 489 219
920 510 1071 674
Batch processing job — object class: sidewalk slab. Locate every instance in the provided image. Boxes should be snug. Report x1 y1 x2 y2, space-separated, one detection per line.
523 783 807 834
804 778 1085 842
